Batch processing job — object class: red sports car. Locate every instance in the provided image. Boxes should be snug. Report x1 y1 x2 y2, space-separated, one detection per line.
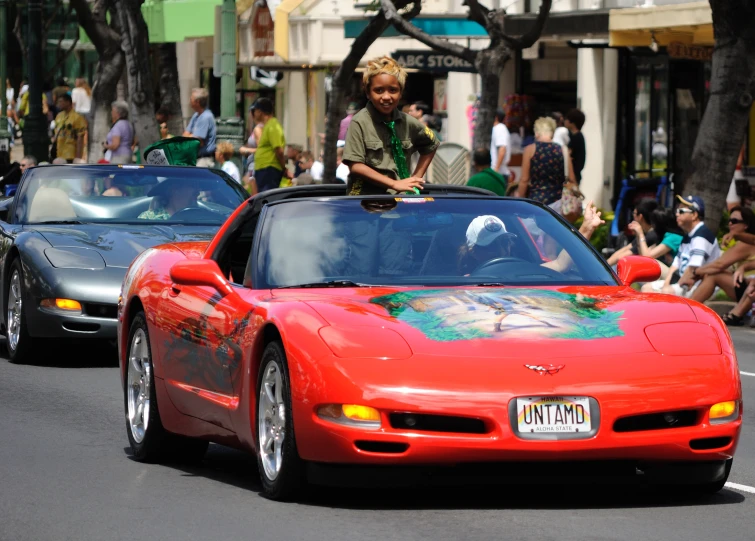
117 185 742 501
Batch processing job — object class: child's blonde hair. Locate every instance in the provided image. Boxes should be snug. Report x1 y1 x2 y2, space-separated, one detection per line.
362 56 407 92
216 141 235 160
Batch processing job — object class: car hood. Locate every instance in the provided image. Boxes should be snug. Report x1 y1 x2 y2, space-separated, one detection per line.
271 285 700 358
31 224 217 268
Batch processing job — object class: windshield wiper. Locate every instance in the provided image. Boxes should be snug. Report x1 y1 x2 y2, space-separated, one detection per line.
277 280 370 289
32 220 85 225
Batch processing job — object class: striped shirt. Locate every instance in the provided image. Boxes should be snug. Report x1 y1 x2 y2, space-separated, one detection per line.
672 222 721 275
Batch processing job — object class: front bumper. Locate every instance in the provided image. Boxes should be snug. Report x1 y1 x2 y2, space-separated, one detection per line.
23 266 123 340
25 305 118 339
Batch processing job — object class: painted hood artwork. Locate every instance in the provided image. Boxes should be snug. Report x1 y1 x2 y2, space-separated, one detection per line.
369 288 625 341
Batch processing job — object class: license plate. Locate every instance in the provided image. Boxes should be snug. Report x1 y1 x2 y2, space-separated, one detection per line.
516 396 592 434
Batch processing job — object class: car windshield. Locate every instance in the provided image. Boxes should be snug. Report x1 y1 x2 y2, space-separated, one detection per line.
256 197 616 288
14 165 248 225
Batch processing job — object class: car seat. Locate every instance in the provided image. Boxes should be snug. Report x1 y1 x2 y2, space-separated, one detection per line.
28 187 77 222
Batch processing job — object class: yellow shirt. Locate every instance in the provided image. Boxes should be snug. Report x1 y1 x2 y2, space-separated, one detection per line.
254 117 285 171
54 110 87 160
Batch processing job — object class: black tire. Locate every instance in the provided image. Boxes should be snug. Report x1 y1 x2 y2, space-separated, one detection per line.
5 258 37 364
255 342 306 501
125 312 208 464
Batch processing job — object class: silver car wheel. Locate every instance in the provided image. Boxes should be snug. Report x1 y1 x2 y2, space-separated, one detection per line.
258 360 285 481
7 270 22 352
127 328 151 444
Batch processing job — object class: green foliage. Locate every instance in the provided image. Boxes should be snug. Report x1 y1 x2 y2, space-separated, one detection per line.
555 311 625 339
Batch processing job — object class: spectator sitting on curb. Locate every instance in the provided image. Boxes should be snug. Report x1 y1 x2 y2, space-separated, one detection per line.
606 199 659 267
689 207 755 314
342 56 439 195
466 148 507 196
641 195 721 297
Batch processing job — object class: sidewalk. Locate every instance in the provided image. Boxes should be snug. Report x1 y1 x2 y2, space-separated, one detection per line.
10 139 25 163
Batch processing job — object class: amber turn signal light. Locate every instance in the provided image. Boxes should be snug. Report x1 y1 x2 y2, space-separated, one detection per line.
316 404 381 427
41 298 82 313
709 401 739 424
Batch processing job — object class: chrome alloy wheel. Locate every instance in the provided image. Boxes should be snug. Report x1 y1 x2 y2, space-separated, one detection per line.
7 270 22 352
259 361 286 481
127 328 152 444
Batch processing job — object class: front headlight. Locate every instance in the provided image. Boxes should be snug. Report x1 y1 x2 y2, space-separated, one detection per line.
644 322 721 355
44 247 106 270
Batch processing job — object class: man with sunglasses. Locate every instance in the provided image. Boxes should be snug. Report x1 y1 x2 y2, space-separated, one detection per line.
644 194 721 296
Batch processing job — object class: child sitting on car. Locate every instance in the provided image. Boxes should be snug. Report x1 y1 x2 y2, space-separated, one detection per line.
342 56 439 195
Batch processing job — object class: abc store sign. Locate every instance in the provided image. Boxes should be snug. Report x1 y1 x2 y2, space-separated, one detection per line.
391 50 476 73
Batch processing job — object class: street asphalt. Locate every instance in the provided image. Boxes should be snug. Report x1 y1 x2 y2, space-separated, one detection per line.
1 331 754 541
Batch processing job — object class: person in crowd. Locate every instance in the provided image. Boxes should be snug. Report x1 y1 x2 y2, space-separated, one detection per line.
101 100 134 165
6 79 19 129
467 148 507 196
240 106 264 181
688 207 755 308
490 108 511 182
552 112 570 148
606 199 659 267
631 207 685 280
52 77 70 105
718 261 755 326
408 101 430 125
215 141 241 184
310 150 324 182
71 77 92 115
182 88 217 167
335 147 349 183
342 56 439 195
725 144 747 211
565 108 586 184
285 144 304 178
249 97 288 192
424 114 443 141
516 116 576 206
155 108 175 139
641 195 722 296
19 155 37 174
339 103 358 141
52 93 87 163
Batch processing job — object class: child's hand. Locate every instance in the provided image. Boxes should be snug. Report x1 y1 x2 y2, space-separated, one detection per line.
394 177 425 193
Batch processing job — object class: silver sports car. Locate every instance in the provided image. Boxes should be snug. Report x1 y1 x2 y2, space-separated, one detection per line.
0 164 248 364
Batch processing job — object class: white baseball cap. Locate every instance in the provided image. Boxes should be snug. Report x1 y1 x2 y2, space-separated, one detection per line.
466 215 515 248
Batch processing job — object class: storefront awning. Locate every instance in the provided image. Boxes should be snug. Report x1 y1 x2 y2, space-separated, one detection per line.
608 1 713 47
344 16 486 39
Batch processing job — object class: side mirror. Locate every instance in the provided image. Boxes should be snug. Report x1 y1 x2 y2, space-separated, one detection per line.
616 255 661 286
170 259 235 297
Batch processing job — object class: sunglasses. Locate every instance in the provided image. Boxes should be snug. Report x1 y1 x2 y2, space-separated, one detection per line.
729 217 743 225
675 208 695 215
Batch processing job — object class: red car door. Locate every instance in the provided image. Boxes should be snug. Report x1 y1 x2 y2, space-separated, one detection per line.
156 282 240 431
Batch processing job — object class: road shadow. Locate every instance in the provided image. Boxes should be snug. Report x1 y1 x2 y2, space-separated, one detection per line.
123 443 746 510
124 444 263 494
0 337 118 368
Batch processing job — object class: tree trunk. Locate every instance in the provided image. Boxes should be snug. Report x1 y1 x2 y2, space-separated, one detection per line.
114 0 160 155
157 43 184 136
686 0 755 232
70 0 125 162
90 52 125 161
473 47 511 153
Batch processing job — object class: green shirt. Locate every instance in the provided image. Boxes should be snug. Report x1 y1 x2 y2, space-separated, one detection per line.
661 232 683 256
254 117 286 171
467 168 508 196
342 102 440 195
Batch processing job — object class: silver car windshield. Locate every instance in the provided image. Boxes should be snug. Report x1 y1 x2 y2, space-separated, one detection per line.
14 165 248 225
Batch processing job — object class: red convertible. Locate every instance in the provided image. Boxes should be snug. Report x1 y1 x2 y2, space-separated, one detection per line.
117 185 741 501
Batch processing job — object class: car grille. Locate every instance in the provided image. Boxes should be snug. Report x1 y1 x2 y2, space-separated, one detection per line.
83 303 118 319
389 413 488 434
613 410 699 432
